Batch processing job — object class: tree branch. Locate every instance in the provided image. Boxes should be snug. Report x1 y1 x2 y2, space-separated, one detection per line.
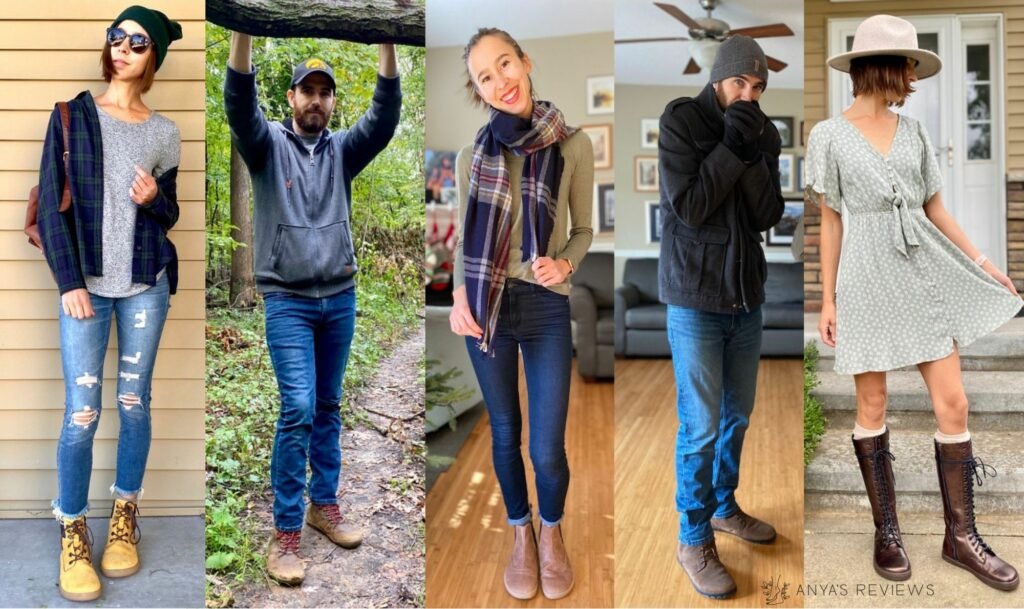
207 0 425 46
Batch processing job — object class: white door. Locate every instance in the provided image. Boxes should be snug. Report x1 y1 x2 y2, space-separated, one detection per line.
827 15 1006 270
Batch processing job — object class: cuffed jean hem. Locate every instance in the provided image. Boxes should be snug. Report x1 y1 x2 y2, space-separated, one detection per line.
274 523 304 534
110 483 143 499
540 515 562 527
310 498 339 506
508 512 532 526
679 526 715 547
51 500 89 520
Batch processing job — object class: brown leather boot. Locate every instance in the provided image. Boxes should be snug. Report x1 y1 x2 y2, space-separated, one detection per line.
676 538 736 599
935 439 1020 591
306 503 363 549
266 529 304 586
503 523 539 599
711 507 777 544
852 430 911 580
537 524 574 599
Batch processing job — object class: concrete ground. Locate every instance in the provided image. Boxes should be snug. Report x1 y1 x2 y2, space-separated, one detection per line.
0 515 204 608
804 511 1024 608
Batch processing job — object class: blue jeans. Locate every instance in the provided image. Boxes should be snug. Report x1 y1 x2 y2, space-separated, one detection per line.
466 280 573 527
667 304 762 546
53 274 170 518
264 287 355 532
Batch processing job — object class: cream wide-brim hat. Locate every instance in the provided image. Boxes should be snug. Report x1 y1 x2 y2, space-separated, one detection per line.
826 14 942 80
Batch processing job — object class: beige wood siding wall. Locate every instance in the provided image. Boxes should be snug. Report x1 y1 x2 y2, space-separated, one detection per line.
804 0 1024 310
0 1 205 518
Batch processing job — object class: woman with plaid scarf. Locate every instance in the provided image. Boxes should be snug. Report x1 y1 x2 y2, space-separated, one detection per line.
447 27 594 601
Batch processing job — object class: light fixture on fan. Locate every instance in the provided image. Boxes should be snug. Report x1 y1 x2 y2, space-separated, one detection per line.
690 39 721 71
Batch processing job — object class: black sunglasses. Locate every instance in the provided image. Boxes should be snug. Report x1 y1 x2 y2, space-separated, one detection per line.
106 27 153 54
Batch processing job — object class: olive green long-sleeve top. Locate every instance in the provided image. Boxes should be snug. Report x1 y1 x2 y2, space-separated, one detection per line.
453 130 595 296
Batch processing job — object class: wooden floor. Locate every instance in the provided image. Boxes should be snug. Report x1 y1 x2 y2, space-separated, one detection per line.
615 358 804 608
426 361 614 608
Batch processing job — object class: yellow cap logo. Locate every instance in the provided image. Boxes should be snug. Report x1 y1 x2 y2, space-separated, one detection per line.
305 59 327 70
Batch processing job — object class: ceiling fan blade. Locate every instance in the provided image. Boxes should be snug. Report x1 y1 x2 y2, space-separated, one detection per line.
727 23 794 39
615 36 691 44
766 55 788 72
654 2 703 31
683 57 701 75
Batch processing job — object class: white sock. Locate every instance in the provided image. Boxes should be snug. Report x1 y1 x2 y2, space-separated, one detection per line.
935 429 971 444
852 422 886 439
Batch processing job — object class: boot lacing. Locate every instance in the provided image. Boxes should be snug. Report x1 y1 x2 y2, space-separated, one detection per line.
862 446 903 548
62 518 94 568
109 501 141 545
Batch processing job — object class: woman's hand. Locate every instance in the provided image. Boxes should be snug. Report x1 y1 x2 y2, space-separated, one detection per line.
130 165 158 205
983 263 1019 296
532 257 571 287
818 300 837 348
449 286 483 339
62 289 95 320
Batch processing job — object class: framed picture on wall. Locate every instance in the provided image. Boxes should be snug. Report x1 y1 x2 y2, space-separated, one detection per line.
797 156 805 191
767 199 803 246
581 124 613 170
594 183 614 233
646 200 662 243
769 116 794 148
425 149 457 205
635 156 659 192
778 153 795 193
640 118 659 149
587 75 615 114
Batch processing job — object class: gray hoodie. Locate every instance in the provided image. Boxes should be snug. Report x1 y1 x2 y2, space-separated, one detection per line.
224 65 401 297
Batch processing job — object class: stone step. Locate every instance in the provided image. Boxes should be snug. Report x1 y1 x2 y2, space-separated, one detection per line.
804 315 1024 371
805 429 1024 514
811 370 1024 423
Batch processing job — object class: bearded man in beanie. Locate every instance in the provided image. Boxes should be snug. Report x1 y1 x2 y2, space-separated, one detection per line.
656 35 785 598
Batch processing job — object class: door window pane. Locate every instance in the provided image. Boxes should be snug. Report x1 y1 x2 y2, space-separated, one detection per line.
966 44 990 82
967 84 991 120
967 123 991 160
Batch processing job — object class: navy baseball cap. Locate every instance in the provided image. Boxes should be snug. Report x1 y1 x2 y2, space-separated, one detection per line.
291 58 336 90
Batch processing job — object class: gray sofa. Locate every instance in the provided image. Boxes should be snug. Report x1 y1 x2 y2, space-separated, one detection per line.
615 257 803 357
569 252 614 379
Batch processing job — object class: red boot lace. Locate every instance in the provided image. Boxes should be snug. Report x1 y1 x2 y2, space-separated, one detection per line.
275 530 301 555
318 504 344 527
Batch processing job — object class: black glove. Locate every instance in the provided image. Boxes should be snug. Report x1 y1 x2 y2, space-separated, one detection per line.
722 100 765 163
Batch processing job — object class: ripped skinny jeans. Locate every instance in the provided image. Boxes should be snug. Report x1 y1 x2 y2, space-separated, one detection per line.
52 274 170 518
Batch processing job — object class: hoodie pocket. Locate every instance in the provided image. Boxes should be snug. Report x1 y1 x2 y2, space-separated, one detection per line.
670 223 730 295
269 222 357 287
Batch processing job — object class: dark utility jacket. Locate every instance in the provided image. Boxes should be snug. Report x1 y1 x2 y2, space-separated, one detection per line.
657 83 785 313
37 91 180 295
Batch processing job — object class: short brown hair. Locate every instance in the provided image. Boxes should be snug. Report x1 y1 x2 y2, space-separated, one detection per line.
100 41 157 93
462 27 534 109
849 55 916 107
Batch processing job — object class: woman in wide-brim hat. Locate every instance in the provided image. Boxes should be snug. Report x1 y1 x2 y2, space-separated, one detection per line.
807 14 1021 591
36 5 183 602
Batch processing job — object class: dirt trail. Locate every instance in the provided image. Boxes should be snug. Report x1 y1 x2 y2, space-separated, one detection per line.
234 325 425 608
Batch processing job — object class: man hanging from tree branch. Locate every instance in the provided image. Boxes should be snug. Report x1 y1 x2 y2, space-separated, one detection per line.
224 31 400 586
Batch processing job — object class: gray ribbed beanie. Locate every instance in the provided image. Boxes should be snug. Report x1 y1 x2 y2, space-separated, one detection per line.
709 35 769 88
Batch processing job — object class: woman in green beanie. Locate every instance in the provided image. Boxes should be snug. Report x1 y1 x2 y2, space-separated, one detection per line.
35 5 183 602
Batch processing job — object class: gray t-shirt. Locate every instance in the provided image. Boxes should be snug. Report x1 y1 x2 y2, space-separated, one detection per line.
85 105 180 298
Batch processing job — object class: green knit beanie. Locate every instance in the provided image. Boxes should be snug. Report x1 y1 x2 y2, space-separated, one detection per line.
111 5 183 71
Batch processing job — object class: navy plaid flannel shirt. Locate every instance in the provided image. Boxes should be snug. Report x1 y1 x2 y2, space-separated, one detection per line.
36 91 179 295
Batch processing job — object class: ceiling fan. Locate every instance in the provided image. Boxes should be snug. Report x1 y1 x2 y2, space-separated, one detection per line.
616 0 794 75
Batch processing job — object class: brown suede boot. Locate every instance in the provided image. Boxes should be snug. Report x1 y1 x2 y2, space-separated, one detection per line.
935 439 1020 591
538 524 574 599
266 529 304 586
852 430 911 581
306 503 363 549
504 523 539 600
711 506 777 544
676 538 736 599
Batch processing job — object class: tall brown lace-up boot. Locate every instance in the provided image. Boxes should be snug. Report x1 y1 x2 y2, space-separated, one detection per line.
852 430 911 580
935 439 1020 591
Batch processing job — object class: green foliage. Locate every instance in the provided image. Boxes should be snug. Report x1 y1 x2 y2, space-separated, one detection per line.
804 340 827 465
205 23 426 293
425 359 474 431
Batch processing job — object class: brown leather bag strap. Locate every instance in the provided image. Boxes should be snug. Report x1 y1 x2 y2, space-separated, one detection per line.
57 101 71 212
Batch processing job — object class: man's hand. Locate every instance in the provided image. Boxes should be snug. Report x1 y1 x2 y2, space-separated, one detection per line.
228 31 252 73
379 43 397 78
722 100 764 163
